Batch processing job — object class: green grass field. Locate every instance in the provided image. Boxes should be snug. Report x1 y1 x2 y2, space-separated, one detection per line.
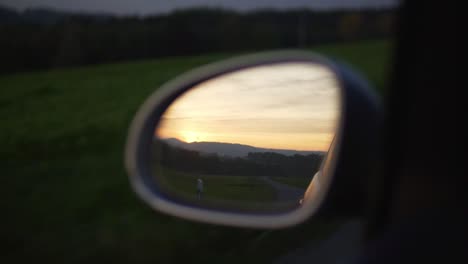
272 176 313 189
157 168 277 204
155 168 303 213
0 39 392 263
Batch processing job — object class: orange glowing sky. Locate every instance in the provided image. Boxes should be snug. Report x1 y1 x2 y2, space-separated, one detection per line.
156 62 341 151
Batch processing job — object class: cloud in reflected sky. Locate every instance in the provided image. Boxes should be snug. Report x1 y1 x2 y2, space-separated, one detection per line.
157 63 342 151
2 0 399 15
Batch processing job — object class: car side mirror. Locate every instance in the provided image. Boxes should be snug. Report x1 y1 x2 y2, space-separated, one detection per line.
125 51 381 229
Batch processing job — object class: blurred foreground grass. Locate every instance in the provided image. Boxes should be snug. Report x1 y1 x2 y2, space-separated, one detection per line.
0 39 391 263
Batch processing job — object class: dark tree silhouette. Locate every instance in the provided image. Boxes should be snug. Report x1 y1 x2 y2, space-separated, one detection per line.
0 5 395 73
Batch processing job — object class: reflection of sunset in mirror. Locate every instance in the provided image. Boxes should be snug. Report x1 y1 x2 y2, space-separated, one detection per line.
156 63 340 151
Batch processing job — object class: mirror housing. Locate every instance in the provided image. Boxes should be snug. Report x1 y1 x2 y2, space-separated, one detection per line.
125 51 381 228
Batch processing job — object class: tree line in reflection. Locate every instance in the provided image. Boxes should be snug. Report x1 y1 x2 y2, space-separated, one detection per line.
153 140 324 178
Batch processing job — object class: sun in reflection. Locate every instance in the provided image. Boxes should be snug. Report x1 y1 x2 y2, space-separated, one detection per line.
182 131 200 143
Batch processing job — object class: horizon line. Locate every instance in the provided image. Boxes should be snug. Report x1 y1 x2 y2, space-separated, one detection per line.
159 136 325 153
1 4 398 17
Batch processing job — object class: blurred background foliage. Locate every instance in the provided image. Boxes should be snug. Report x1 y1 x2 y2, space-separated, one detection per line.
0 6 394 73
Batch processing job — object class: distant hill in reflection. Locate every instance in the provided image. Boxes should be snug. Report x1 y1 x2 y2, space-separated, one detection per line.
163 138 324 158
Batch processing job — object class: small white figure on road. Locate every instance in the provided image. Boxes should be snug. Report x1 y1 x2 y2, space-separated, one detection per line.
196 178 204 200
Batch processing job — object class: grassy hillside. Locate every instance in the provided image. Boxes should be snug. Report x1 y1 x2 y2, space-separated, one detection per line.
0 39 392 263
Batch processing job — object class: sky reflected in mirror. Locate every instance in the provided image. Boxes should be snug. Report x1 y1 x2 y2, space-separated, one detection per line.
157 63 340 151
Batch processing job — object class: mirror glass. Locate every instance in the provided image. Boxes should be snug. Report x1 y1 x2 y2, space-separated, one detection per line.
151 62 341 213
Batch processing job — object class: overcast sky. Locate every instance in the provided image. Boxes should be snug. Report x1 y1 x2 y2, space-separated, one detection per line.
2 0 399 15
